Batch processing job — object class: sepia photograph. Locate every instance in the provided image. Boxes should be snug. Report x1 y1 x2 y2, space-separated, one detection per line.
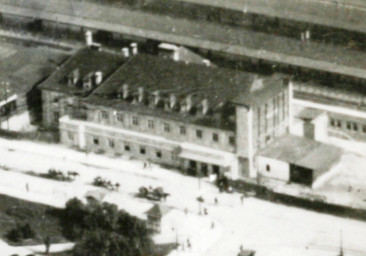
0 0 365 255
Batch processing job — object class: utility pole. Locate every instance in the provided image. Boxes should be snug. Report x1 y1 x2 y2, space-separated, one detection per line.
339 230 344 256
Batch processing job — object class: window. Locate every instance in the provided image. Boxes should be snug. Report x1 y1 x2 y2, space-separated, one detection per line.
68 132 73 140
132 116 139 126
108 139 114 148
196 129 202 138
164 123 170 133
229 136 235 145
116 113 123 122
353 122 358 131
336 120 342 128
266 164 270 172
124 144 130 151
212 133 219 142
346 121 351 130
148 120 154 129
140 147 146 155
101 110 108 119
93 137 99 145
363 125 366 133
156 151 162 158
330 118 335 127
180 126 186 135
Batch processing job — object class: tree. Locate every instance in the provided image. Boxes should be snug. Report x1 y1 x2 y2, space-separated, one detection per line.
62 199 155 256
62 198 86 240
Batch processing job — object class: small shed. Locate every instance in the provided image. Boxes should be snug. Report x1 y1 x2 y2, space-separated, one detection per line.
145 204 171 233
84 190 106 204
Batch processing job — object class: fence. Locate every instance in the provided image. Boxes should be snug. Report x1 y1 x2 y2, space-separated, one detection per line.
230 179 366 221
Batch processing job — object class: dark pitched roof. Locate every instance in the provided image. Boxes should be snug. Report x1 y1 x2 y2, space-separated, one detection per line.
91 54 255 99
231 75 287 107
0 42 68 101
86 55 285 129
39 48 127 96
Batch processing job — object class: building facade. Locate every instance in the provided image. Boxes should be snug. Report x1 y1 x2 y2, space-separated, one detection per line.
58 54 290 179
39 47 128 129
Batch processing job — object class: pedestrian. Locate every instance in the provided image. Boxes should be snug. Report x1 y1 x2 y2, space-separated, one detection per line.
214 197 218 205
44 235 51 255
211 221 215 229
239 245 243 252
204 208 208 215
187 239 191 250
143 161 147 169
26 183 29 192
240 194 245 205
115 182 120 192
184 208 188 215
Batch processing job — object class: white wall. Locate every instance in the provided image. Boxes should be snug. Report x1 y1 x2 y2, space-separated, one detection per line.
312 114 328 143
257 156 290 182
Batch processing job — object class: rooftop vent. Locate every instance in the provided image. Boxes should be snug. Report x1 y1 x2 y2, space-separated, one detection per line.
130 42 138 55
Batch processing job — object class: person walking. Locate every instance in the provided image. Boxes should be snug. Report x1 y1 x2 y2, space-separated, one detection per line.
240 194 245 205
214 197 218 205
26 183 29 192
44 235 51 255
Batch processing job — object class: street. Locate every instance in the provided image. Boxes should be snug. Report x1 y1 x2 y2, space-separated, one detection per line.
0 138 366 256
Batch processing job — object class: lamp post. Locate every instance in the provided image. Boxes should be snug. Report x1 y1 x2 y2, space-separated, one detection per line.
196 196 204 215
0 81 10 131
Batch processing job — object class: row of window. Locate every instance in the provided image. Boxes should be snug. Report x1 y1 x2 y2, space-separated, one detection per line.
330 118 366 133
100 111 235 145
92 137 164 158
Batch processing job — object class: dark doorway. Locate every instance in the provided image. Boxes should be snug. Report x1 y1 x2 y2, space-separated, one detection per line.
187 160 197 176
213 165 220 176
201 163 208 176
290 164 313 186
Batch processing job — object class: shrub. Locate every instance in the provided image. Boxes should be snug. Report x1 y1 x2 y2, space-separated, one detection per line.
6 223 36 242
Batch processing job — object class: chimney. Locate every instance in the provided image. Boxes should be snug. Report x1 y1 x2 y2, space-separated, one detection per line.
202 98 209 115
173 49 179 61
85 30 93 46
72 68 80 85
122 84 129 99
95 71 103 85
138 87 144 103
122 47 130 57
305 29 311 41
154 90 161 106
202 59 211 67
130 42 138 55
169 94 177 109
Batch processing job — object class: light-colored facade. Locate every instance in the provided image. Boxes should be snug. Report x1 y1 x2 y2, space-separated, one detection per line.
58 54 290 179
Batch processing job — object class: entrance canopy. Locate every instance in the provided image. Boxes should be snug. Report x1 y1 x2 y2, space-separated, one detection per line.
179 142 235 167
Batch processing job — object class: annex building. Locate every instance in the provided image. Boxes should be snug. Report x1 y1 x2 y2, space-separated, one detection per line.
56 53 290 180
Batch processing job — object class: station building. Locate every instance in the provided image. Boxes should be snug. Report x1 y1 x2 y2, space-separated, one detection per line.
58 54 290 179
